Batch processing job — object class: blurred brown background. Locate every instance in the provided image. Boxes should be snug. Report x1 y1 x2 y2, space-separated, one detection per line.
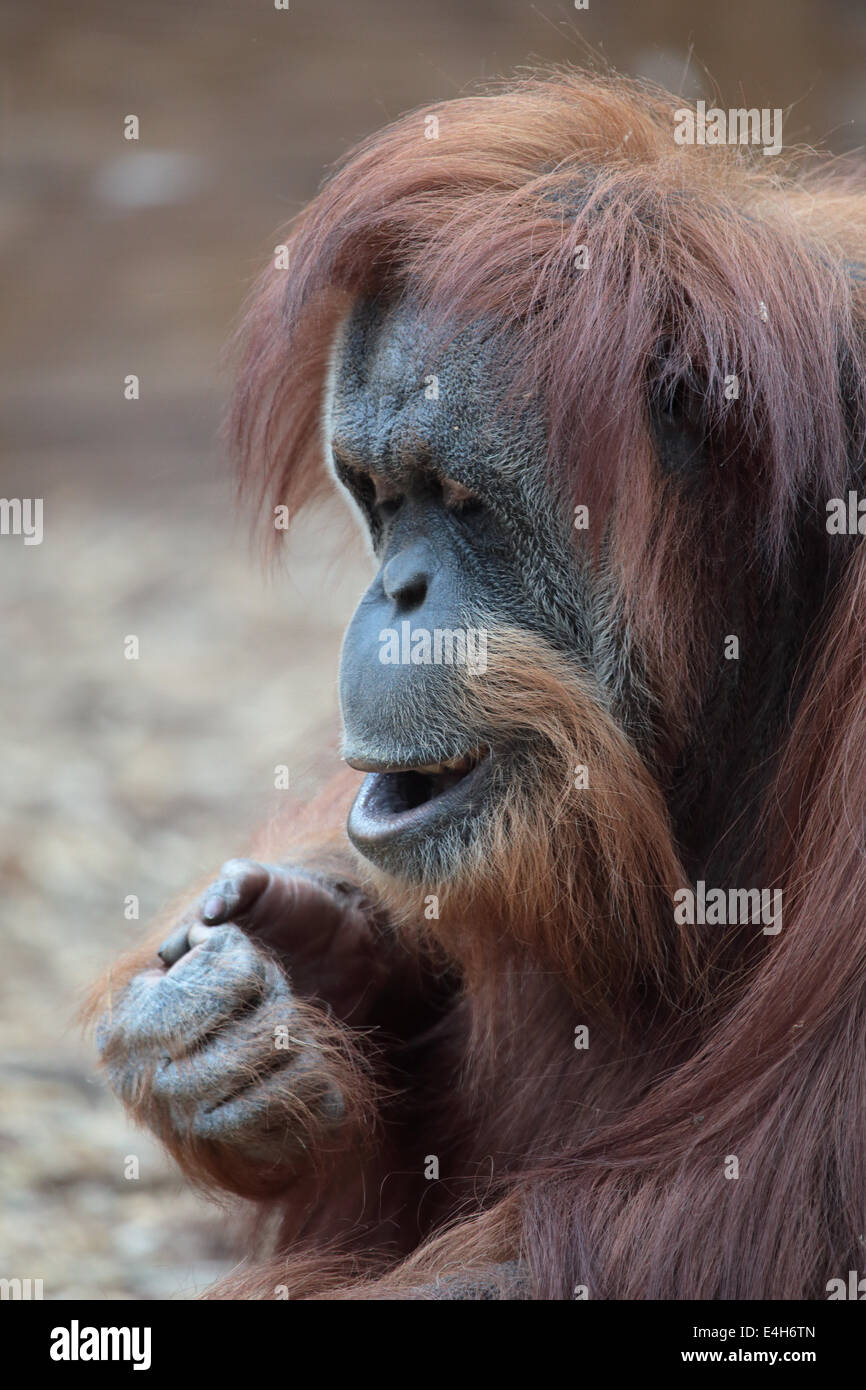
0 0 863 1299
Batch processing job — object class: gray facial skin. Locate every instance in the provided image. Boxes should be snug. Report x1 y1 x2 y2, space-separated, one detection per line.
326 297 629 883
327 295 833 893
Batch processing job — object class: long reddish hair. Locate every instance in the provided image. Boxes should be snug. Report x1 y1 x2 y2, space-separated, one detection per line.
224 70 866 1298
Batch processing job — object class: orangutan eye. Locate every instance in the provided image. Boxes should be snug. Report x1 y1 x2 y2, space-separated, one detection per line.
377 495 403 519
372 478 403 519
443 479 483 515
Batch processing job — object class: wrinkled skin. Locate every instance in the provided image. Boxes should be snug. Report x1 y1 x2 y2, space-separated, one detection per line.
96 859 432 1179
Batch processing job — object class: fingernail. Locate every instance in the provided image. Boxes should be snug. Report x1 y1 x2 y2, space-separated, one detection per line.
201 894 227 923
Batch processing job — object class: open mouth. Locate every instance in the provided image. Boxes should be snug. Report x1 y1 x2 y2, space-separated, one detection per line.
345 746 491 855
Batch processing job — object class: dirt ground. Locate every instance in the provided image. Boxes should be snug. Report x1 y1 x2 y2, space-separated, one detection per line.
1 0 863 1299
0 497 370 1297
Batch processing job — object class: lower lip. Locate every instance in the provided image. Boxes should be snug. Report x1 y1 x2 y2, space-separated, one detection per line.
347 756 492 854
